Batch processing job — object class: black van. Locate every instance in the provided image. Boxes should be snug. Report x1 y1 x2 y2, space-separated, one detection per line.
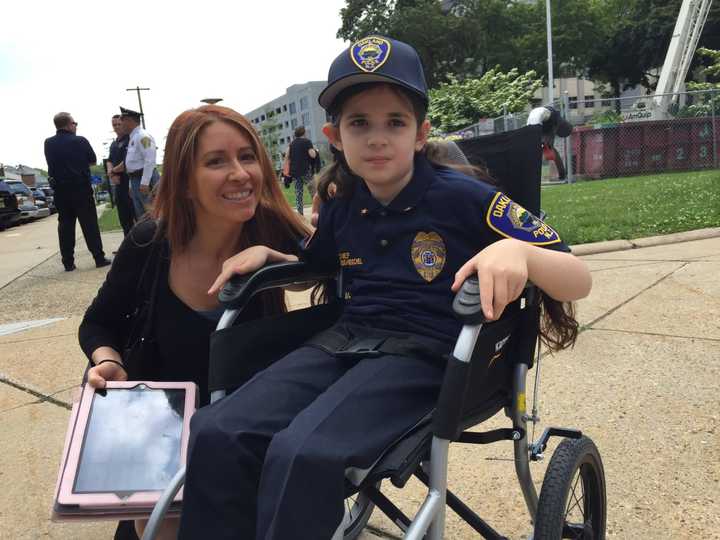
0 179 21 230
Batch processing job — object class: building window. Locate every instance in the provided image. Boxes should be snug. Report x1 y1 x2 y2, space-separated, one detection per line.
584 95 595 108
261 114 266 121
291 118 298 129
601 99 612 107
299 96 309 111
283 104 287 112
302 112 311 126
289 102 296 114
568 97 577 110
284 121 289 128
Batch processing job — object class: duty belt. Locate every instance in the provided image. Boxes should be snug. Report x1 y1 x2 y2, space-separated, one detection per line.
128 170 143 180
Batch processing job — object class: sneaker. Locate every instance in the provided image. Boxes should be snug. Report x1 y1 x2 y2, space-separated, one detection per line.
64 263 76 272
95 258 112 268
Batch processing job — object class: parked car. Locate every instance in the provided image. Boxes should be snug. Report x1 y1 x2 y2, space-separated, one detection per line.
29 188 51 218
96 190 111 203
0 179 21 230
33 186 56 213
6 180 39 221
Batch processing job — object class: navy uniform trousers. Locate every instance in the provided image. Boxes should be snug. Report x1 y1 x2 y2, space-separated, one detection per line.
178 345 445 540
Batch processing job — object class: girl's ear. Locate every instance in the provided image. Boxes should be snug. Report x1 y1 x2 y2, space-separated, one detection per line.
323 122 343 151
415 119 431 152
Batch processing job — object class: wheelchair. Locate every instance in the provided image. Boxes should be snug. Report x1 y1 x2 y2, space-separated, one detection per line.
143 117 606 540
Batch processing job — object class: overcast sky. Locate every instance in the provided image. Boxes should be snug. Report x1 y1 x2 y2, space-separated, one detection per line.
0 0 348 171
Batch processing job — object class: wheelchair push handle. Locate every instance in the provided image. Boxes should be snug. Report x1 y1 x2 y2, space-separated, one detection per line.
218 261 335 310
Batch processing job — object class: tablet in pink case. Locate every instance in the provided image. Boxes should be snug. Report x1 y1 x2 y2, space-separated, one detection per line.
53 381 196 520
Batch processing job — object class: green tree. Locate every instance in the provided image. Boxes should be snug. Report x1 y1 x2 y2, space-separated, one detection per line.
587 0 720 98
678 48 720 117
427 68 543 132
258 111 282 167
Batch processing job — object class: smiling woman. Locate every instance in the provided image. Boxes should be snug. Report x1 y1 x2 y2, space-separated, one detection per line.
77 105 310 540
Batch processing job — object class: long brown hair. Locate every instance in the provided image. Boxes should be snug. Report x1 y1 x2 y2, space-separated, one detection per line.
152 105 311 314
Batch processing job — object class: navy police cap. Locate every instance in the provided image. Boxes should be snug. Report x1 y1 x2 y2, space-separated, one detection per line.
119 106 142 119
318 36 428 112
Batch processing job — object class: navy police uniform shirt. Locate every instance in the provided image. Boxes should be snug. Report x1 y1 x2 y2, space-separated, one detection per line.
44 130 96 188
303 154 570 345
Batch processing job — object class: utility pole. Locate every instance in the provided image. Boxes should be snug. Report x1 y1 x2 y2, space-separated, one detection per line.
126 86 150 128
545 0 554 105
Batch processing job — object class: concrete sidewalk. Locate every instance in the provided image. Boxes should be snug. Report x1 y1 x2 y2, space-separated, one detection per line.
0 229 718 539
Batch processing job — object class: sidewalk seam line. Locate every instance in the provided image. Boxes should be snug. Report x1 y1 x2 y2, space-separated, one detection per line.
585 327 720 343
0 373 72 410
581 262 689 330
0 249 60 292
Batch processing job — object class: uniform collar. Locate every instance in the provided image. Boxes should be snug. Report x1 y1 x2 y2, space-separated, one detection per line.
351 153 435 216
130 126 141 138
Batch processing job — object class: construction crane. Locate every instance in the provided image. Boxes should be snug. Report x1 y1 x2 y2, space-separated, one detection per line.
652 0 713 117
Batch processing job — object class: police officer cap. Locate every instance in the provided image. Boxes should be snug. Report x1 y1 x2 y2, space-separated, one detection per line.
119 106 142 119
318 36 428 113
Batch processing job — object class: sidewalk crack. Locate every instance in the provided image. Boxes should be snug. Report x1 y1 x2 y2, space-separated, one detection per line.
582 262 689 330
585 327 720 343
0 373 71 410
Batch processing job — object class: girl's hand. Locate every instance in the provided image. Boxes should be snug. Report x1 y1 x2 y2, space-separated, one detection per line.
87 360 128 389
208 246 298 296
451 239 530 321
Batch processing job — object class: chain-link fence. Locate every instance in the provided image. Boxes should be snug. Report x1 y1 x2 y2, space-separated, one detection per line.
449 89 719 182
565 89 719 180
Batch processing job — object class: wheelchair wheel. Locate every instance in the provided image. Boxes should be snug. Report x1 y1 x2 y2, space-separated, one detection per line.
534 436 606 540
342 488 376 540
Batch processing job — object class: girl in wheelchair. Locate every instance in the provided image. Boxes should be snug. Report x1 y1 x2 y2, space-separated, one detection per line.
178 36 592 540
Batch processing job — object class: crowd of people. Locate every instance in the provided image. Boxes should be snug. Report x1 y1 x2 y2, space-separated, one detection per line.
54 35 591 540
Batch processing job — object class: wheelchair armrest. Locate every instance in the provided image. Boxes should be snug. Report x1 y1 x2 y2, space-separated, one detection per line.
218 261 336 310
453 277 538 325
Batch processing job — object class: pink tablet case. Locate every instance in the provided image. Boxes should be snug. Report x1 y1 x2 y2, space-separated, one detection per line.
52 381 195 521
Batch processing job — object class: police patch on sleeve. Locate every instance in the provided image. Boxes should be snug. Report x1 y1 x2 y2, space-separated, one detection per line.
485 192 561 246
411 232 446 282
351 36 391 73
140 137 152 149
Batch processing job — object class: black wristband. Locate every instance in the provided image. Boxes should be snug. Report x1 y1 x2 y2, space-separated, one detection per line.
96 359 127 373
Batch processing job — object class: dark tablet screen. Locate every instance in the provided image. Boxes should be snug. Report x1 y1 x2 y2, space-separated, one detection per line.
73 386 185 494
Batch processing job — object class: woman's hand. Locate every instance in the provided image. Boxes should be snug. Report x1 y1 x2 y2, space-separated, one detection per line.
451 239 530 321
208 246 298 296
87 360 128 389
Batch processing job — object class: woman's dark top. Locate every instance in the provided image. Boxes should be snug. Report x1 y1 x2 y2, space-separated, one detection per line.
79 219 295 406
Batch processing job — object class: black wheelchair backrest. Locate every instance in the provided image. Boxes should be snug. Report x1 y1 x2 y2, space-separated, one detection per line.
457 124 542 215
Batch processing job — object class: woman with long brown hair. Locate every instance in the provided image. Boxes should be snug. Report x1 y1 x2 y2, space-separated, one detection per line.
78 105 309 539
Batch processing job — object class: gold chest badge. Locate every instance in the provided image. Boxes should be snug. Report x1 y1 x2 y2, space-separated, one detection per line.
411 232 446 282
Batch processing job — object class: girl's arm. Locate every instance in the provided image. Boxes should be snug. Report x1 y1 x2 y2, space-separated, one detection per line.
452 238 591 321
207 246 298 296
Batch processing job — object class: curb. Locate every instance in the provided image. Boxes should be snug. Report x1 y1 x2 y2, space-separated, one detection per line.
570 227 720 256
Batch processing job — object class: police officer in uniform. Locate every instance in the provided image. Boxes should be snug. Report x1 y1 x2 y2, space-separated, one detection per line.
178 36 589 540
107 114 135 235
117 107 159 217
44 112 110 271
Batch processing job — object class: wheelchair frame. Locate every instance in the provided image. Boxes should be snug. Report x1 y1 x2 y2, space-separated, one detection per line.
144 119 606 539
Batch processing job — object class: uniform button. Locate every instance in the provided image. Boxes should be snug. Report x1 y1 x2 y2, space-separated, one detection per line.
379 239 389 247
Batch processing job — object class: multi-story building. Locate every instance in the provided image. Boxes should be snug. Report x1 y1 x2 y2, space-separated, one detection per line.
245 81 330 167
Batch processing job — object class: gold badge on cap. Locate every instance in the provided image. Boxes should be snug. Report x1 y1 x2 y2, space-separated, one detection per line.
411 232 446 282
351 36 392 73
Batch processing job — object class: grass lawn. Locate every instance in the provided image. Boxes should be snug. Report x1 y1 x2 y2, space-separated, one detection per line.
100 171 719 244
541 170 719 245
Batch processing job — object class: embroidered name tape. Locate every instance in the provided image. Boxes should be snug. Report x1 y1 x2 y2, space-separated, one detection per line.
486 192 561 246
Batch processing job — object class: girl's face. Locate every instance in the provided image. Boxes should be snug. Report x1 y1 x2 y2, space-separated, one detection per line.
189 121 263 227
326 85 429 204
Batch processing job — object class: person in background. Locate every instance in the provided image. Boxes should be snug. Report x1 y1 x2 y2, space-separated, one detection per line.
107 114 135 236
44 112 111 271
114 107 159 218
287 125 317 215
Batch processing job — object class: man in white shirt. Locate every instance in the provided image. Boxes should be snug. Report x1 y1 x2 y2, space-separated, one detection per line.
115 107 159 217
